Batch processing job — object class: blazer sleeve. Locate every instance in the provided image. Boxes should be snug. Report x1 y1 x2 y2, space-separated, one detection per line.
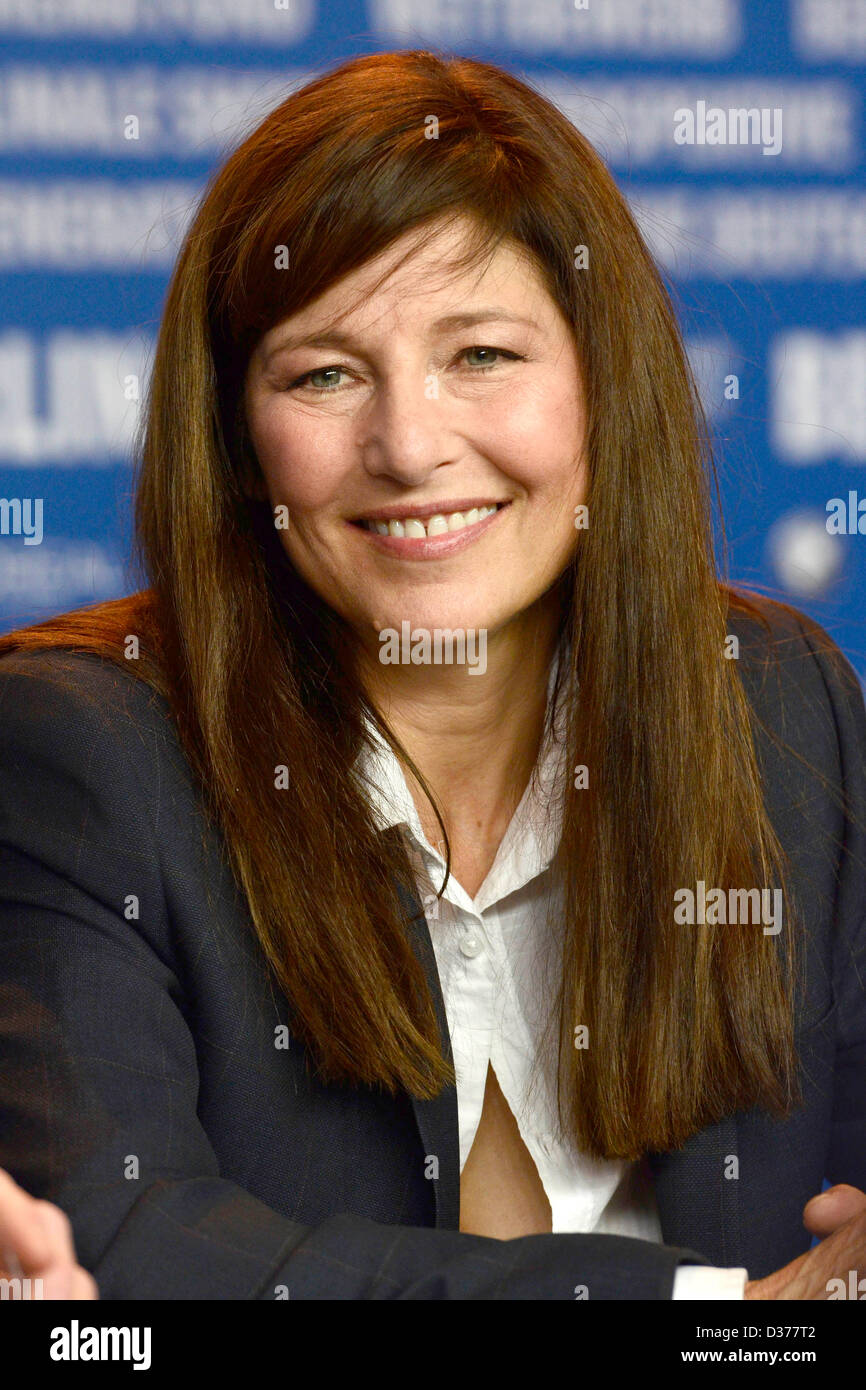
795 616 866 1188
0 651 708 1301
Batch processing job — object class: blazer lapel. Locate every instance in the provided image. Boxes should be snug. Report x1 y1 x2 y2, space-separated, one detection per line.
394 871 461 1230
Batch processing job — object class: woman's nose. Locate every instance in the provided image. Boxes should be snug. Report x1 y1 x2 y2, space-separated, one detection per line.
359 369 457 484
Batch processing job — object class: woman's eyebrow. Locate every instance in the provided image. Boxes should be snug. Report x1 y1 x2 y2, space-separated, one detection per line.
262 309 541 364
429 309 541 334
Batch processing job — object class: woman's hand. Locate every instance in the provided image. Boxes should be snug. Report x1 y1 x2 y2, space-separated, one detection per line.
0 1166 98 1299
745 1183 866 1299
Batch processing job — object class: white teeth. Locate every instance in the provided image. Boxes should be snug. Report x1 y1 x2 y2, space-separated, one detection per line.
361 503 501 537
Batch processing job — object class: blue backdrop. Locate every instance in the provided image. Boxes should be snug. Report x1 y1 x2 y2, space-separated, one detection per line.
1 0 863 680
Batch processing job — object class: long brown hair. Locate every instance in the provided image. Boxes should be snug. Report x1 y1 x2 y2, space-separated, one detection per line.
0 49 802 1158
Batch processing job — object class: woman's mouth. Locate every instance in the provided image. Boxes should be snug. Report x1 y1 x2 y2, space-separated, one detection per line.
348 501 510 560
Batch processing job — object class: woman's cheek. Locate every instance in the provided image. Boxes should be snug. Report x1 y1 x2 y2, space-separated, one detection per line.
256 444 347 513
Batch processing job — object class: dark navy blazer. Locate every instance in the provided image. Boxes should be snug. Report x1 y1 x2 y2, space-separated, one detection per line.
0 593 863 1298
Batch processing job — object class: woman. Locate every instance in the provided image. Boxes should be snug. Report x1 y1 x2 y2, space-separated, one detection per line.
0 49 864 1300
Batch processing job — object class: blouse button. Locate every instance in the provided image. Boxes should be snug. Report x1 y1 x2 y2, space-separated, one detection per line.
459 932 485 959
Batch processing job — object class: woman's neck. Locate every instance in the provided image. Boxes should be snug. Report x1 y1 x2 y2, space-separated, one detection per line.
358 595 562 875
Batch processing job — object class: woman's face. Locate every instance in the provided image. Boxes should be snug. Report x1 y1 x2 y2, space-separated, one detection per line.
243 215 588 655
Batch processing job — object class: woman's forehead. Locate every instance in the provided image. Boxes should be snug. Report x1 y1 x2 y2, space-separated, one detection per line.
254 232 551 354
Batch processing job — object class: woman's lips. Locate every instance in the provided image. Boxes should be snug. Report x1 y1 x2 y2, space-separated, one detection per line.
348 501 510 560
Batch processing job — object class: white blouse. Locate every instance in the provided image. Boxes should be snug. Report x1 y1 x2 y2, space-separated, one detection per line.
354 647 747 1299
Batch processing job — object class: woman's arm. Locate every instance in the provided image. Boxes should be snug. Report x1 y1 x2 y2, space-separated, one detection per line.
801 615 866 1191
737 606 866 1296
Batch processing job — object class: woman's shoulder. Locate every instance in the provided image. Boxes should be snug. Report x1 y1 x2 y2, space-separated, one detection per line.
0 643 174 766
725 591 866 955
0 606 193 856
0 590 174 751
725 585 857 667
727 592 866 1036
0 640 160 701
724 587 866 750
0 610 232 956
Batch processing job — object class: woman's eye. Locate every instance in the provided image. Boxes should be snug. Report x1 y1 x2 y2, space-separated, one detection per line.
288 366 348 391
287 346 522 392
461 346 522 370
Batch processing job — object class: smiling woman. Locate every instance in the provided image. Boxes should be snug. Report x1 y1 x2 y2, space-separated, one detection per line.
242 216 586 657
0 48 864 1302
